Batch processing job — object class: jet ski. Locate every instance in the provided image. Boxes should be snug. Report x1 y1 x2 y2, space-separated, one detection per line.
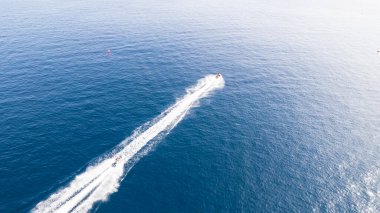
112 156 122 167
216 73 222 79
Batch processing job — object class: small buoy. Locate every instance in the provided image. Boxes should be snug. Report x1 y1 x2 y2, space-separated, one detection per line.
107 49 112 56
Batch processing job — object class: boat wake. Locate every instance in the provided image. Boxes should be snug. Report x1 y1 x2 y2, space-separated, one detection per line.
32 74 224 213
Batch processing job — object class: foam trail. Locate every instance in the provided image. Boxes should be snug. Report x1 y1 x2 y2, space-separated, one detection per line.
33 74 224 213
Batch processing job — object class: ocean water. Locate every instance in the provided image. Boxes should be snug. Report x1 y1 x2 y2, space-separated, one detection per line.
1 0 380 212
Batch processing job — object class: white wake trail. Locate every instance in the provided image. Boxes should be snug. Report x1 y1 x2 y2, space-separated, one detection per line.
32 74 224 213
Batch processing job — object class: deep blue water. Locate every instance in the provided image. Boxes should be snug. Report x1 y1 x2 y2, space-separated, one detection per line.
1 0 380 212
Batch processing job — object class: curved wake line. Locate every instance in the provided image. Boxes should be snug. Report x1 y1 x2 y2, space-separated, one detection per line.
32 74 224 213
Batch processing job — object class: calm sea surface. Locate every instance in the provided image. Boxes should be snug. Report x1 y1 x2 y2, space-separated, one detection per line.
1 0 380 212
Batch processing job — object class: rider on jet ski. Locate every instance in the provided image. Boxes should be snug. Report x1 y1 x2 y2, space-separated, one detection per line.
112 156 122 167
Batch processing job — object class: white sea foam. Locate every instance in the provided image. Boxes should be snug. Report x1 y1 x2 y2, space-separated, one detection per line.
32 74 224 213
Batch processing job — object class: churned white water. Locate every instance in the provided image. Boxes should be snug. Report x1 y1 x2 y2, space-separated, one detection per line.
32 74 224 213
